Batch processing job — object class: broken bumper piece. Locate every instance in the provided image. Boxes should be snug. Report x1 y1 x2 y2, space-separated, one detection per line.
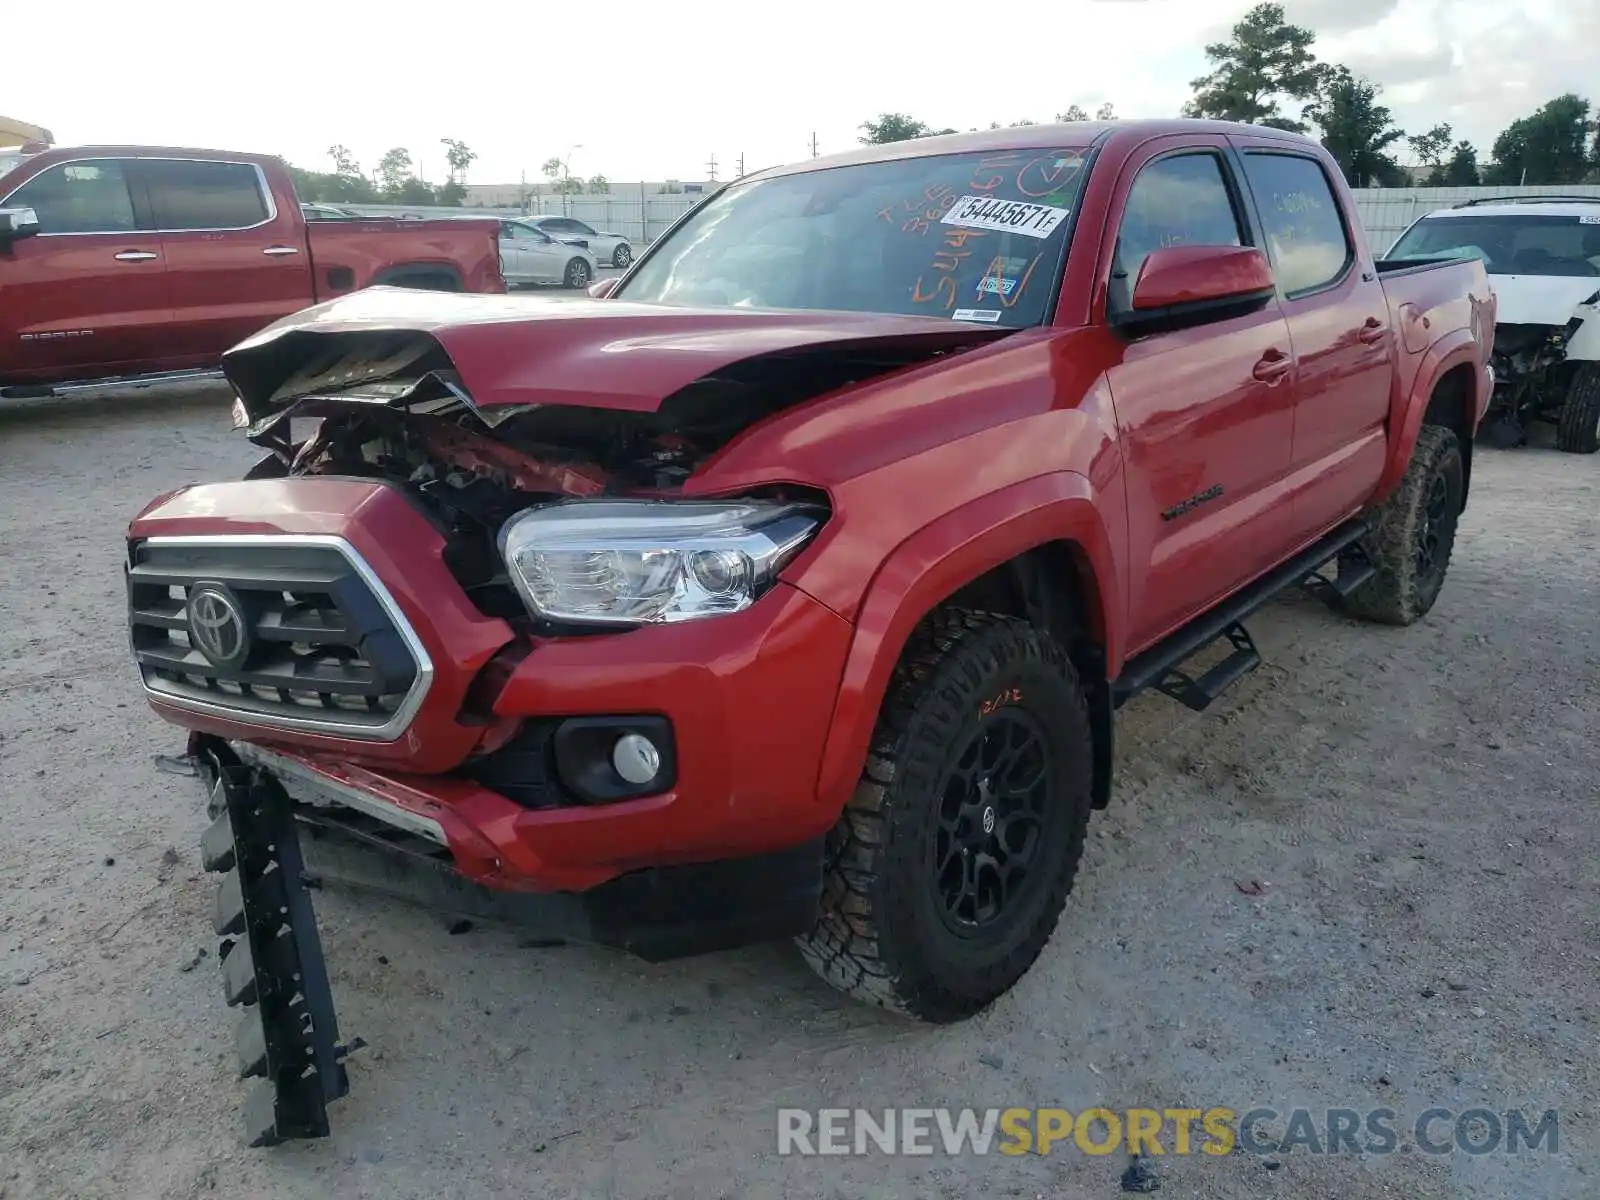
196 745 352 1146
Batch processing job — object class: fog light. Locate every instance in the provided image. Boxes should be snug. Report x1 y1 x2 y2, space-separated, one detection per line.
612 733 661 785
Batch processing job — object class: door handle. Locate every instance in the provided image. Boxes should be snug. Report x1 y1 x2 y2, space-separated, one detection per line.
262 245 300 257
1358 317 1386 344
113 250 159 262
1252 349 1292 384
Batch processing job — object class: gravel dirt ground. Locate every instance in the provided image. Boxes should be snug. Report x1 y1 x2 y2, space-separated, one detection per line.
0 383 1595 1200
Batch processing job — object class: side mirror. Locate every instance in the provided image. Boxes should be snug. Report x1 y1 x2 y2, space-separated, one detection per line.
588 277 621 299
1114 245 1275 333
0 206 40 244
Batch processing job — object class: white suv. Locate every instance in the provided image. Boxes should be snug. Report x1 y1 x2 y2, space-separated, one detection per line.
1385 197 1600 453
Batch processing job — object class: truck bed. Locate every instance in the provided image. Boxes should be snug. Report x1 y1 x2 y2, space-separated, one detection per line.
304 217 503 299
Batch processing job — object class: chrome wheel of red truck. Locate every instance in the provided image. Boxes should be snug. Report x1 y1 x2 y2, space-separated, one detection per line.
796 608 1093 1023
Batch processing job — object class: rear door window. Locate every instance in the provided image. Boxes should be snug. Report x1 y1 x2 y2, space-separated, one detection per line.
1240 152 1354 296
141 160 271 231
4 159 138 234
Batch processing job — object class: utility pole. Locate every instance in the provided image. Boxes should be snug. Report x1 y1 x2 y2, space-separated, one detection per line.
736 152 745 178
809 131 819 158
706 152 719 183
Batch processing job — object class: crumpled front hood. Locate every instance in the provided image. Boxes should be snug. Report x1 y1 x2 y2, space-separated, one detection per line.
221 286 1012 422
1486 273 1600 328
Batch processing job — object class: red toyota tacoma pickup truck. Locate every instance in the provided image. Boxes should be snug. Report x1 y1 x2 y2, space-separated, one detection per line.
122 119 1494 1143
0 144 504 398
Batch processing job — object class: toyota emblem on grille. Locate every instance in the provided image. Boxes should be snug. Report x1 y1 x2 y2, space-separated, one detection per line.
187 584 250 668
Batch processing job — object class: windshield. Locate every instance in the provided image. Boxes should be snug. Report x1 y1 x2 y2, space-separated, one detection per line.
616 147 1093 326
1387 213 1600 278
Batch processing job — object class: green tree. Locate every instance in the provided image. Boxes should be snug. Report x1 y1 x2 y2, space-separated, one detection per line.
1183 2 1323 132
1435 140 1481 186
1056 104 1089 122
1486 94 1594 184
859 113 934 144
395 177 438 205
1407 123 1453 173
1306 66 1406 186
291 156 380 205
376 147 415 195
326 144 362 178
440 138 477 185
1096 102 1116 121
587 174 611 194
540 155 564 183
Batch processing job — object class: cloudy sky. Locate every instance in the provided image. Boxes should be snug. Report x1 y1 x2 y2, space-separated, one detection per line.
8 0 1596 185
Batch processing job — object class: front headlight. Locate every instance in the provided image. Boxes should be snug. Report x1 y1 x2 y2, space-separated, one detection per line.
498 499 824 626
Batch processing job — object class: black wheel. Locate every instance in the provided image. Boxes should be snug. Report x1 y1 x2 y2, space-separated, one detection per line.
795 608 1094 1023
1555 363 1600 454
612 243 632 269
564 258 591 289
1340 424 1464 626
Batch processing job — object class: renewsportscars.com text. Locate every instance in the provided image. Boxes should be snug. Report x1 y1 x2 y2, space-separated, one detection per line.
776 1106 1560 1158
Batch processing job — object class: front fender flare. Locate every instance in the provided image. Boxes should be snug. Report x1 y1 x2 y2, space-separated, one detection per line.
810 471 1122 814
1373 330 1486 505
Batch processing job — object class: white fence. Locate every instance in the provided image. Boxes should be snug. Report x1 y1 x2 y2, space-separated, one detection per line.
341 184 1600 254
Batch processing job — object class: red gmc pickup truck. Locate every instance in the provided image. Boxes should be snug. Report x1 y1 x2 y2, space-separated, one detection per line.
123 119 1494 1143
0 145 504 398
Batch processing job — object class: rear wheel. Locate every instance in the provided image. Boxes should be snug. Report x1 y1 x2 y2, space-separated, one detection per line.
1555 363 1600 454
612 243 632 269
795 608 1093 1023
564 258 592 289
1340 424 1464 626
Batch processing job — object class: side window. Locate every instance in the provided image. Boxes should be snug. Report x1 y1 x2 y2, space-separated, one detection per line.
5 160 137 234
1241 153 1352 295
570 220 597 236
1114 153 1243 302
143 160 270 231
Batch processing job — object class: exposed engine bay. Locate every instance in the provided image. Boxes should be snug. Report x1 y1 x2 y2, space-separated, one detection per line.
1484 318 1586 447
237 336 981 617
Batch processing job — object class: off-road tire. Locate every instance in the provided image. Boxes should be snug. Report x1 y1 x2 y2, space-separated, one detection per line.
795 608 1094 1023
1340 424 1464 626
1555 363 1600 454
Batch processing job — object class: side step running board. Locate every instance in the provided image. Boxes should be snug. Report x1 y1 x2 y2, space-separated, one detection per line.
196 747 354 1146
1113 518 1373 711
0 367 224 400
1148 622 1261 712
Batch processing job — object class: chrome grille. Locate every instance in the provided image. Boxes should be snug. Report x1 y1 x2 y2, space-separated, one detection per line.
126 536 431 739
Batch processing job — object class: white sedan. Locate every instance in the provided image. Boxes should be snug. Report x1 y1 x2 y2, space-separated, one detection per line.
520 215 633 268
498 218 598 289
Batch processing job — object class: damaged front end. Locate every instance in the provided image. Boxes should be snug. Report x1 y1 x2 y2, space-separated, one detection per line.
1483 290 1599 449
1484 320 1581 446
156 298 1006 1145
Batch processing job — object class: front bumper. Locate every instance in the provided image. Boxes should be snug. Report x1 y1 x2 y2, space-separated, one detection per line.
132 477 855 893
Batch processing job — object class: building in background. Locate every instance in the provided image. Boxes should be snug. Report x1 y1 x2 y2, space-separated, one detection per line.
0 115 54 145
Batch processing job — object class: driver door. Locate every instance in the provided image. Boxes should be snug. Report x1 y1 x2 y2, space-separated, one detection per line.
1098 137 1299 653
504 222 563 284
